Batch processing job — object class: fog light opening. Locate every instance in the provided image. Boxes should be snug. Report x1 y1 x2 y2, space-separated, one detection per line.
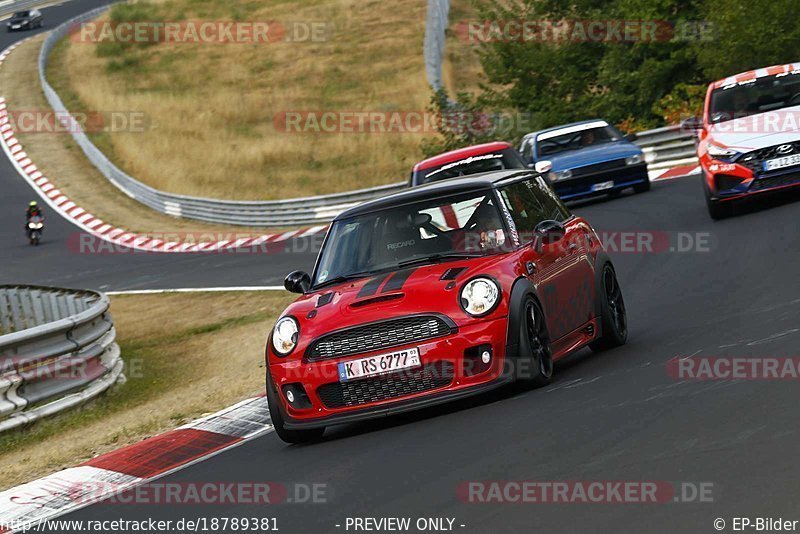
281 383 312 409
464 344 493 376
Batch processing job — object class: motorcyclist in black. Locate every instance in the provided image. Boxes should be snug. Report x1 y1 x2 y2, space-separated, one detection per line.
26 200 43 220
25 201 44 238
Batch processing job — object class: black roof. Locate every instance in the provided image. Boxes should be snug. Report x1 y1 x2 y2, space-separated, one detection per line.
335 169 537 220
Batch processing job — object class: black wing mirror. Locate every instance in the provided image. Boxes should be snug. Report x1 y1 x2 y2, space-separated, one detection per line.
624 133 638 142
533 220 566 252
680 116 703 138
284 270 311 294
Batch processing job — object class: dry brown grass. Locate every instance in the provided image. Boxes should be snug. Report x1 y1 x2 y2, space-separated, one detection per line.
442 0 485 96
0 290 294 490
50 0 440 200
0 35 287 234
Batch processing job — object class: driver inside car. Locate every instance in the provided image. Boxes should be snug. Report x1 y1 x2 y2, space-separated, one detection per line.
444 199 505 253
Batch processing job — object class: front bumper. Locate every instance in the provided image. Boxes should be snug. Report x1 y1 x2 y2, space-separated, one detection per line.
552 163 649 200
700 155 800 202
706 163 800 202
268 317 510 428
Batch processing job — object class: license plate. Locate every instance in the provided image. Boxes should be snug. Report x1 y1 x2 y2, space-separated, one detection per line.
763 154 800 172
592 180 614 191
338 348 421 381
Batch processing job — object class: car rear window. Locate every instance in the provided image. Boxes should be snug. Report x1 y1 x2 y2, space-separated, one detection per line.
413 147 526 185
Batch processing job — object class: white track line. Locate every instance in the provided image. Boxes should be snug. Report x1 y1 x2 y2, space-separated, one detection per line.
106 286 286 295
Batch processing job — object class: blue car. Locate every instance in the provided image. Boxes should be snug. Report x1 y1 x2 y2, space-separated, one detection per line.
518 120 650 201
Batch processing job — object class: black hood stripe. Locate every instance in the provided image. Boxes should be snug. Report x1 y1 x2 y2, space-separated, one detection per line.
357 273 392 298
381 268 418 293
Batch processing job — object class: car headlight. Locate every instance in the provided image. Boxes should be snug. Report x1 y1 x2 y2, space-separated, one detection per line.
460 277 500 317
707 143 738 159
625 154 643 165
272 316 299 356
548 169 572 182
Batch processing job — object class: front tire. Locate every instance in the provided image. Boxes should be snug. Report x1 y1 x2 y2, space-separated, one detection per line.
590 264 628 352
706 196 734 220
266 372 324 444
703 174 734 220
633 179 651 193
516 296 553 388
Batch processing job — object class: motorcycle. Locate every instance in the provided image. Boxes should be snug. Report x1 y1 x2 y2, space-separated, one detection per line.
26 215 44 246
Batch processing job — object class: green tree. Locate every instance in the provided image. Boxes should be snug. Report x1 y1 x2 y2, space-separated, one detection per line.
697 0 800 80
470 0 704 130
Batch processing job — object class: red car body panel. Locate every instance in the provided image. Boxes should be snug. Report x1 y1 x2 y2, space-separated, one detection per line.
698 62 800 200
266 209 604 428
412 142 515 173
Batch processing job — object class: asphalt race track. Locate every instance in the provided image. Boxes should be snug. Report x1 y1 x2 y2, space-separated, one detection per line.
41 179 800 533
5 2 800 533
0 1 319 290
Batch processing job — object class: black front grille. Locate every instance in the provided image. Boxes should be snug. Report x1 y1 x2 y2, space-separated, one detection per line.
750 171 800 192
737 155 761 174
570 158 627 178
737 142 800 174
554 165 647 197
316 361 454 408
306 315 455 360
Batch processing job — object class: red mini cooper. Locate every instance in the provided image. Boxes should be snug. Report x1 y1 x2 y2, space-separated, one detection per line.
266 170 627 443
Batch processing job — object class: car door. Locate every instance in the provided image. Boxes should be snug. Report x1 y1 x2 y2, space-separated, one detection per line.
537 183 597 335
498 176 594 340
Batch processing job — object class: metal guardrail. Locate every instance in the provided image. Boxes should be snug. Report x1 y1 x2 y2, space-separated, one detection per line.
0 285 123 433
424 0 448 90
38 6 406 228
37 3 697 230
632 125 698 170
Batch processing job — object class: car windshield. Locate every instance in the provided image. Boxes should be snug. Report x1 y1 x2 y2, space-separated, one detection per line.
12 11 30 17
708 71 800 124
536 123 621 157
313 191 508 287
413 148 525 185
